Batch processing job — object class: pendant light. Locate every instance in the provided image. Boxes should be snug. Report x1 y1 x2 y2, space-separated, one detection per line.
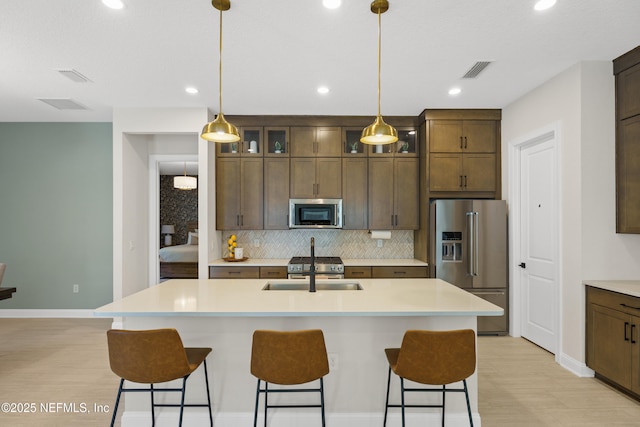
360 0 398 145
174 162 197 190
201 0 240 143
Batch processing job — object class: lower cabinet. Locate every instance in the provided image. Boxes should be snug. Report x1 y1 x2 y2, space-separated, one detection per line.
345 266 428 279
209 266 287 279
586 285 640 396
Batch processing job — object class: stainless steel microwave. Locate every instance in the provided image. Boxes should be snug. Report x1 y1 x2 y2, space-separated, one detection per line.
288 199 343 229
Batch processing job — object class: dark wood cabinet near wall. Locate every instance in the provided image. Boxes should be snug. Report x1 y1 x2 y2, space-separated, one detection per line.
586 285 640 398
216 157 263 230
614 46 640 233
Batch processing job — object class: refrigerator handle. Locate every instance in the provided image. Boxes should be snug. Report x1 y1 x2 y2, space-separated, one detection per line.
467 212 479 276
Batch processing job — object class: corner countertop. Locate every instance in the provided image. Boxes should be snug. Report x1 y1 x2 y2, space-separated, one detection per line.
584 280 640 298
208 258 428 267
94 278 500 318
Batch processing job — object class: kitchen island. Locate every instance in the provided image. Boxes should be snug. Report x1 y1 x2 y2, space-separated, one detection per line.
95 278 501 427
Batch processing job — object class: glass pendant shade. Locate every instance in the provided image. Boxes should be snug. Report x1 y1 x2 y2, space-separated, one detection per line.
360 115 398 145
174 175 197 190
201 113 240 142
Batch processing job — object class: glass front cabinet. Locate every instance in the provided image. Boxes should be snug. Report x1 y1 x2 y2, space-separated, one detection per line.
367 128 418 157
216 127 263 156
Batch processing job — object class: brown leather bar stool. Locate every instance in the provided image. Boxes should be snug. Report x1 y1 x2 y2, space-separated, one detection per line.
251 329 330 427
383 329 476 427
106 328 213 427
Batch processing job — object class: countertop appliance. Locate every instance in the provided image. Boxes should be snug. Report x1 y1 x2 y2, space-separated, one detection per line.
289 198 343 229
429 199 508 335
288 256 344 279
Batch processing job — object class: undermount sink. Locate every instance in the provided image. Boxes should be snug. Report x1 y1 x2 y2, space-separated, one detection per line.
262 281 363 291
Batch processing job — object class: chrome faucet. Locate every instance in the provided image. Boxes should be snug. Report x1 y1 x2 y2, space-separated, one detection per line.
309 237 316 292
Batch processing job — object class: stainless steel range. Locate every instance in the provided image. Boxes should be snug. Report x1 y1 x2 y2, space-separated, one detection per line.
287 256 344 279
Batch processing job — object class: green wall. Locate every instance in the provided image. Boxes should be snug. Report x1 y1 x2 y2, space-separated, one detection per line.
0 123 113 309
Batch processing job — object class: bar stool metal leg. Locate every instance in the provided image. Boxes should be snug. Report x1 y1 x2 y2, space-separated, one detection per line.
264 381 268 427
110 378 125 427
203 359 213 426
383 366 392 427
441 384 446 427
400 378 406 427
178 377 188 427
320 378 326 427
463 379 474 427
253 379 260 427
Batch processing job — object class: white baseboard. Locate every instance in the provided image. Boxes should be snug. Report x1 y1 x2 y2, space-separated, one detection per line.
559 351 595 378
0 309 98 318
121 410 481 427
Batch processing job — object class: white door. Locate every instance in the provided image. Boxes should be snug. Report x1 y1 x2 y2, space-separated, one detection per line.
518 134 558 353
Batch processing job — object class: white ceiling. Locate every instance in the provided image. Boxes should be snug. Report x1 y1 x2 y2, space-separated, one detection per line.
159 161 198 175
2 0 639 123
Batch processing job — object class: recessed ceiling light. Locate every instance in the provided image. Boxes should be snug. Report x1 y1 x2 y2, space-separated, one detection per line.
323 0 341 9
317 86 330 95
185 87 199 95
534 0 556 11
448 87 462 96
102 0 124 10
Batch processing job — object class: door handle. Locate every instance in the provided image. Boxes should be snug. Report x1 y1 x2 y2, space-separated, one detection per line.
625 322 630 341
518 262 526 268
632 324 637 344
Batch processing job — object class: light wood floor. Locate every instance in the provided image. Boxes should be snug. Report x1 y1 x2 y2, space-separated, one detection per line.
1 318 640 426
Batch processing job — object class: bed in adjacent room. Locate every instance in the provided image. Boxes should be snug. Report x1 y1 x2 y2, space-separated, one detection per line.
159 221 198 279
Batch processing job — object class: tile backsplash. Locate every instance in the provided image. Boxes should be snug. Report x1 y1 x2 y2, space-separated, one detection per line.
221 229 414 259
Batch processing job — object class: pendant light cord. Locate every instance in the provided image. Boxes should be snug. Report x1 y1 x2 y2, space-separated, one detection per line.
376 8 382 117
218 5 224 115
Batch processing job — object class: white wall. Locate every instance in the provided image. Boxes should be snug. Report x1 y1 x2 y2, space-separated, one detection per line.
502 61 640 367
113 108 215 300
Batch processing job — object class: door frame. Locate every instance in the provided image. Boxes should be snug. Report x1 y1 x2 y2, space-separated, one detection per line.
148 154 198 286
508 122 562 358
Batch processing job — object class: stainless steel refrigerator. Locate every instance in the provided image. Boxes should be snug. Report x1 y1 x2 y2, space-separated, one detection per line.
429 199 508 335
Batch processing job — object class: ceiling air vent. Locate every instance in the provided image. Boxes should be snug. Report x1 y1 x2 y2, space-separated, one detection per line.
462 61 493 79
57 69 92 83
38 98 90 110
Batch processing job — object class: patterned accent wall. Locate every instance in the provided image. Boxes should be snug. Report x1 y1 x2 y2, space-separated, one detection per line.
160 175 198 245
219 229 414 259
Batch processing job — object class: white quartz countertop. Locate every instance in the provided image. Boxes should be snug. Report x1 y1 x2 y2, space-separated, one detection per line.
94 278 501 317
584 280 640 298
208 258 428 267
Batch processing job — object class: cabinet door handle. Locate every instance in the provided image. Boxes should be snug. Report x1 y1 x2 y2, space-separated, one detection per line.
464 175 468 188
236 215 240 226
633 324 637 344
459 175 463 188
625 322 630 341
241 215 244 227
464 136 468 149
460 136 463 149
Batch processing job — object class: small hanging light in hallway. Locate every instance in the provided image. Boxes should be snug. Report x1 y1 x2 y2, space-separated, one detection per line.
174 162 197 190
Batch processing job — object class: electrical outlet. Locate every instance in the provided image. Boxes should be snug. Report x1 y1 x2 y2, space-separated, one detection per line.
328 353 339 370
73 284 79 293
377 239 384 248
